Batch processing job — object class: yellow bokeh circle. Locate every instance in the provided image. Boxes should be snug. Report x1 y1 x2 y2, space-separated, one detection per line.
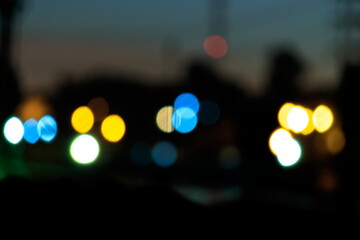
278 102 295 130
71 106 95 133
313 105 334 133
156 106 174 133
101 114 126 142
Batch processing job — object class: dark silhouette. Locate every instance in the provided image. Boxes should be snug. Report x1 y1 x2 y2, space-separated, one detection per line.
265 47 304 103
335 61 360 216
0 0 23 121
0 0 25 180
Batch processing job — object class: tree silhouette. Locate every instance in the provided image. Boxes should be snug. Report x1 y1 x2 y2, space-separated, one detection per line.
0 0 23 121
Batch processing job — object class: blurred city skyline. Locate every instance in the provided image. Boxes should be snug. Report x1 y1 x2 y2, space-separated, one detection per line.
3 0 360 218
16 0 335 96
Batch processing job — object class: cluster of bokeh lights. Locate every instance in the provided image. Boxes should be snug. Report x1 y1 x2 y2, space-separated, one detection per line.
269 128 301 167
156 93 220 134
153 93 222 168
172 92 199 133
69 98 126 165
278 103 334 135
270 102 337 167
269 102 345 167
71 104 126 143
3 115 57 144
156 93 199 134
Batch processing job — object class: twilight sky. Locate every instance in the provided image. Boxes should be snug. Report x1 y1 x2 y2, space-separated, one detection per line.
14 0 337 96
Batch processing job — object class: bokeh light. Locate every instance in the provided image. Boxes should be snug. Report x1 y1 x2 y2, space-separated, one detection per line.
287 106 309 133
276 138 302 167
174 93 200 114
101 114 126 142
326 128 346 155
317 169 338 193
198 100 220 125
172 107 198 133
130 142 152 166
313 105 334 133
218 146 241 170
3 117 24 144
88 97 109 122
203 35 228 58
70 134 100 164
300 108 315 135
151 141 177 167
15 96 53 121
156 106 174 133
269 128 293 156
278 102 295 130
38 115 57 142
71 106 94 134
269 128 301 167
23 119 40 144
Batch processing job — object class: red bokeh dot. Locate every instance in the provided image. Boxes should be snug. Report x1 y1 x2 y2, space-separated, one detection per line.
203 35 228 59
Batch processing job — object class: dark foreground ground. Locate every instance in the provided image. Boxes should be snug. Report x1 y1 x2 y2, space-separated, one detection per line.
1 175 359 223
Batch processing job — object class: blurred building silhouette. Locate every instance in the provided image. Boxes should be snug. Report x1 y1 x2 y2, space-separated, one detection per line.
265 47 304 103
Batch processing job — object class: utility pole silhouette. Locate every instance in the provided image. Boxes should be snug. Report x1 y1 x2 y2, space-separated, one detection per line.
0 0 23 122
334 0 360 63
208 0 229 61
209 0 228 37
